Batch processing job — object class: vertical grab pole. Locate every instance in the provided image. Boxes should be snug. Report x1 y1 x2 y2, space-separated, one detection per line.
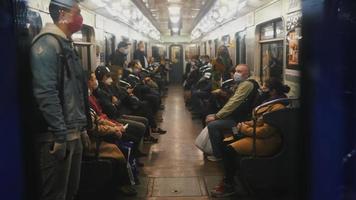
252 109 257 157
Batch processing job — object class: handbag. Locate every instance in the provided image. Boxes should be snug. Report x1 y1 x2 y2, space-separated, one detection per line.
194 126 213 155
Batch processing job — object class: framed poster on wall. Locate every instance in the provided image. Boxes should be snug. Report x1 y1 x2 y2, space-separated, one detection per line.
286 12 302 71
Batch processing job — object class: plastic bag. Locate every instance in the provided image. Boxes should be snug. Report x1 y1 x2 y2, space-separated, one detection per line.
195 126 213 155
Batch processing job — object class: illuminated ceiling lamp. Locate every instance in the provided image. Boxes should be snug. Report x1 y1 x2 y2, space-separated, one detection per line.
168 5 181 24
172 27 179 33
168 5 181 35
170 16 180 24
168 6 181 15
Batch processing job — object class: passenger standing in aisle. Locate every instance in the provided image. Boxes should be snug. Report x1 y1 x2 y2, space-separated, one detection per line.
110 40 131 73
134 41 149 69
30 0 90 200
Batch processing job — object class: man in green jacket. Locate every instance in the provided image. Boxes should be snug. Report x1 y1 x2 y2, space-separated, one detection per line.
205 64 258 161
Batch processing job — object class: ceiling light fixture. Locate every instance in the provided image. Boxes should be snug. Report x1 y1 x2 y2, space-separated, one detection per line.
172 27 179 33
168 6 181 15
170 16 180 23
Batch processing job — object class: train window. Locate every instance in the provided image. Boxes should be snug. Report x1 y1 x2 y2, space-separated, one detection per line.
214 39 219 57
203 42 207 55
72 25 91 43
152 45 166 61
260 22 274 40
260 20 284 40
259 19 284 82
132 39 137 55
235 32 246 65
26 10 42 40
275 20 284 38
152 46 160 61
104 32 115 66
260 41 284 82
185 44 198 61
208 40 213 57
73 25 94 73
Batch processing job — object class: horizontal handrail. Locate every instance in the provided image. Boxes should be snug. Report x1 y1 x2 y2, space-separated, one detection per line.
253 97 299 117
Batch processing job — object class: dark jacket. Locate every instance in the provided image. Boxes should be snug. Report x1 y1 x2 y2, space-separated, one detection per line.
94 84 121 119
30 23 88 142
110 51 127 73
133 49 148 68
216 79 259 121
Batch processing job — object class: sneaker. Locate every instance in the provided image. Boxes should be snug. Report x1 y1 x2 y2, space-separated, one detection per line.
152 128 167 134
144 136 158 143
206 155 222 162
210 182 236 198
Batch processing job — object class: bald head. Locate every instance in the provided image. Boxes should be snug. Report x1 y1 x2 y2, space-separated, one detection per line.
235 64 250 79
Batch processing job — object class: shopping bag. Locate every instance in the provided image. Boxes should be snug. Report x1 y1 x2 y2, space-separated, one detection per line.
194 126 213 155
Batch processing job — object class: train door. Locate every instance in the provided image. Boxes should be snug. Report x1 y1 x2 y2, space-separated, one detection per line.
73 25 95 73
169 45 183 83
235 31 246 65
259 19 284 83
104 32 115 66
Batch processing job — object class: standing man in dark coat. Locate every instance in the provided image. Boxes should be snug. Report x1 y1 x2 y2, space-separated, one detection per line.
30 0 90 199
110 40 131 75
134 41 148 69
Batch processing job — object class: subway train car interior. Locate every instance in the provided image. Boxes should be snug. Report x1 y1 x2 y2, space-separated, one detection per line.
0 0 355 200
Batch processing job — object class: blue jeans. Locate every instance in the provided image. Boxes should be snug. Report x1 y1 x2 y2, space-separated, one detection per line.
207 119 236 158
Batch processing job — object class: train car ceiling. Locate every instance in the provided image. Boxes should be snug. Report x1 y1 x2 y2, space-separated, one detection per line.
25 0 302 96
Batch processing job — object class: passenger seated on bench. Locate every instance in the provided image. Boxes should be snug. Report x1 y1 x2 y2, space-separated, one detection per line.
87 72 137 196
210 78 290 198
91 69 147 158
205 64 259 161
87 108 137 197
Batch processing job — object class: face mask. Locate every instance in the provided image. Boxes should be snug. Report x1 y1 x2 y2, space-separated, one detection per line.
104 77 113 85
118 75 123 80
233 72 243 82
68 14 83 34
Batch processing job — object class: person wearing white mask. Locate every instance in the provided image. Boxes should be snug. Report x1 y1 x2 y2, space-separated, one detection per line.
94 66 148 158
205 64 260 162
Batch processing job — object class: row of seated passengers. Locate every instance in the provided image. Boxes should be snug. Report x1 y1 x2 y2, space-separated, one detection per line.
185 63 291 198
84 60 169 196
